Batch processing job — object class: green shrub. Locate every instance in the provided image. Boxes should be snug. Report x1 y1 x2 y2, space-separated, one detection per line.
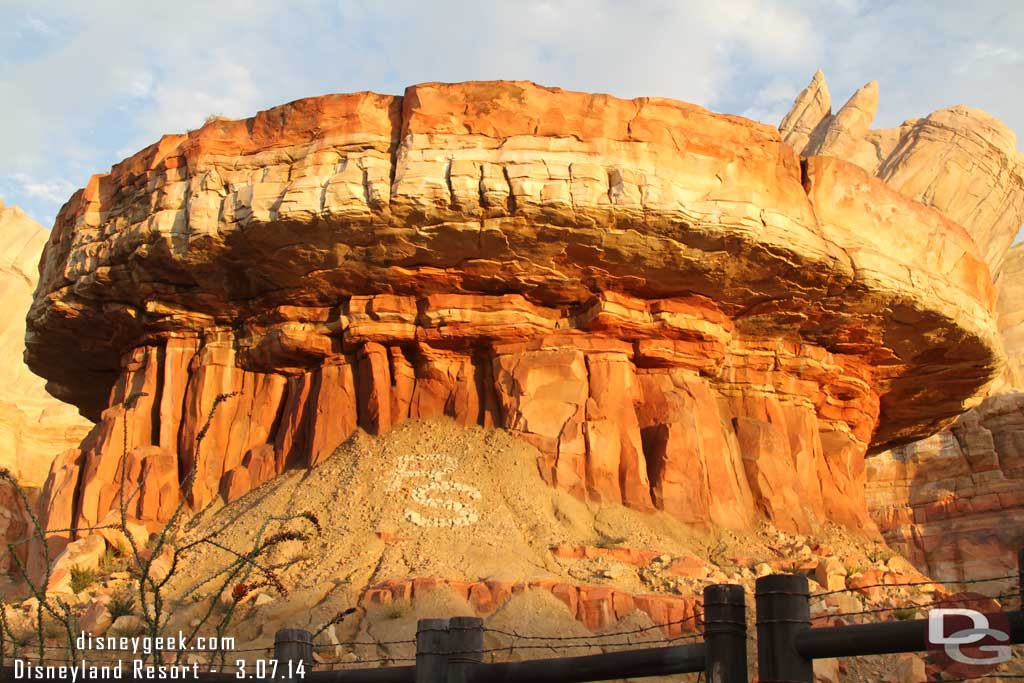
70 565 98 593
108 595 136 619
383 603 408 620
594 534 627 549
99 545 126 573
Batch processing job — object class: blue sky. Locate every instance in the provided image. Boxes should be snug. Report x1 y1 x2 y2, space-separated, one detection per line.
2 1 1023 229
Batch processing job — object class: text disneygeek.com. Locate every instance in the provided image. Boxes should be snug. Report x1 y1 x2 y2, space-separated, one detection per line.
11 631 241 680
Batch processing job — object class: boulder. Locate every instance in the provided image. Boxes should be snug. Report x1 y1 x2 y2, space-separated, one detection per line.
890 653 926 683
79 600 113 636
813 657 841 683
109 614 145 636
47 534 106 593
814 558 848 593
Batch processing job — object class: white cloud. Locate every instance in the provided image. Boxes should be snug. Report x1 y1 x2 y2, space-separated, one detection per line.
22 15 58 37
740 77 803 125
1 0 1023 230
9 174 75 204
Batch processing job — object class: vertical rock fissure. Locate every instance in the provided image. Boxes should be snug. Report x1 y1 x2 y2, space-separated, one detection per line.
151 343 165 450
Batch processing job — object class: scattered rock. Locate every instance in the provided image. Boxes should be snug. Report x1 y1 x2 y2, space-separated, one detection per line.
109 614 145 636
79 601 113 636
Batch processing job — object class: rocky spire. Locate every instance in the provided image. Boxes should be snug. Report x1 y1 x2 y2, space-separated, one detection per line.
779 69 832 155
812 80 879 158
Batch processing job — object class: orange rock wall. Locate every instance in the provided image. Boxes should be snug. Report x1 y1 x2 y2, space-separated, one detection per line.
26 81 1006 573
867 392 1024 583
361 576 703 636
36 290 881 563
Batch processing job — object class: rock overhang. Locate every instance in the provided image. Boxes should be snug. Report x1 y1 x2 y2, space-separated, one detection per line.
27 80 1002 453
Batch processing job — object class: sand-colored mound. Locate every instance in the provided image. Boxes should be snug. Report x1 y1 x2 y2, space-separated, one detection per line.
127 420 955 666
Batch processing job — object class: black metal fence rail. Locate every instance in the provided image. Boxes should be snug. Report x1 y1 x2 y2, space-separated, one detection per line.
755 548 1024 683
306 583 747 683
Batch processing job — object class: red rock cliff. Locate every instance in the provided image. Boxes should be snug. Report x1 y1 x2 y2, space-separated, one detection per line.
26 82 1002 568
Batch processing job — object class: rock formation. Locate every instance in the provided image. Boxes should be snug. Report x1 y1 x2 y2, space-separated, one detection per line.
0 201 93 571
866 245 1024 583
26 81 1005 573
782 71 1024 583
995 243 1024 390
867 393 1024 583
0 201 92 486
780 73 1024 277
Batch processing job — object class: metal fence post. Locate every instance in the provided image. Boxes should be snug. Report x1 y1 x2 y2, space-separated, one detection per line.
447 616 483 683
416 618 450 683
273 628 313 682
755 574 813 683
703 584 748 683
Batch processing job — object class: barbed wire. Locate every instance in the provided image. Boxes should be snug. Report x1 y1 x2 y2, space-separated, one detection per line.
811 572 1019 601
479 613 701 642
314 634 705 667
312 638 416 650
818 590 1022 622
317 655 416 669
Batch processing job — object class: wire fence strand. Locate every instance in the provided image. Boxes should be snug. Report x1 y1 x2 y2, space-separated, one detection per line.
811 572 1019 601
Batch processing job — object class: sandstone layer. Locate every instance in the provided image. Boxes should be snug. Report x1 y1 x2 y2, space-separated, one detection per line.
0 202 92 486
865 242 1024 581
780 72 1024 277
27 82 1003 562
866 392 1024 584
995 243 1024 390
0 201 93 571
784 72 1024 582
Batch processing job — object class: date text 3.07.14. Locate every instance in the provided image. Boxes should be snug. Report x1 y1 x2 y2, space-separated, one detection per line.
234 659 306 679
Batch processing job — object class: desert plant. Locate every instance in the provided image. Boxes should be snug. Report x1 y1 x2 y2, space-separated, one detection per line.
867 546 895 564
0 469 80 662
69 565 98 593
594 534 627 549
0 390 324 668
382 603 408 620
893 607 918 621
108 595 136 620
98 545 125 574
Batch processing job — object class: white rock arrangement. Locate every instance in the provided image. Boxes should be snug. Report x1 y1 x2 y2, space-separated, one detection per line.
388 453 483 528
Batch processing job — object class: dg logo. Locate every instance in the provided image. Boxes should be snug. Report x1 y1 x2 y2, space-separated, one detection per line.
927 596 1012 678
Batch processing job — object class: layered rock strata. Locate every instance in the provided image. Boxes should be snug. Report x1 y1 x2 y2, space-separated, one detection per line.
27 82 1002 563
865 244 1024 583
866 393 1024 583
0 202 92 486
0 202 93 571
781 72 1024 277
783 72 1024 583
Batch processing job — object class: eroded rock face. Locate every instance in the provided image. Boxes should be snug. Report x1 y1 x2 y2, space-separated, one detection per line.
995 243 1024 391
781 72 1024 277
867 393 1024 583
0 202 93 572
27 82 1002 560
867 242 1024 581
0 203 92 487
